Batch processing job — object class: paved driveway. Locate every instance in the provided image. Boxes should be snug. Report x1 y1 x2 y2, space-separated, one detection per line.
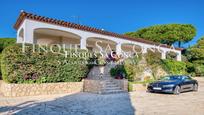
0 92 135 115
131 77 204 115
0 77 204 115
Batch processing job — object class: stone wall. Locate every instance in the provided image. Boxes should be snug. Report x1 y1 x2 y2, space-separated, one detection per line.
83 79 104 93
0 79 129 97
113 79 128 91
0 80 83 97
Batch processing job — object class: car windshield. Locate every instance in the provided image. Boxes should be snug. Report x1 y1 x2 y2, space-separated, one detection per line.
160 76 183 81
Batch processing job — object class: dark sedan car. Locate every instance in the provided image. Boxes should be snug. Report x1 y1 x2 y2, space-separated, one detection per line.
147 75 198 95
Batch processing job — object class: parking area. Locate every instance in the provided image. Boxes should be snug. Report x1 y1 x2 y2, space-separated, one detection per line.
131 77 204 115
0 77 204 115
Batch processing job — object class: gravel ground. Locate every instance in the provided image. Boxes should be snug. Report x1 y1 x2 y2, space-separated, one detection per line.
0 77 204 115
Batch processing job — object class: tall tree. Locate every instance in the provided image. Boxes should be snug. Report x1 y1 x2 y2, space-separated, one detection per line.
125 24 196 47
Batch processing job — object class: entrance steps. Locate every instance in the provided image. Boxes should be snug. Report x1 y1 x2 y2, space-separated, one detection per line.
100 80 126 94
84 64 127 94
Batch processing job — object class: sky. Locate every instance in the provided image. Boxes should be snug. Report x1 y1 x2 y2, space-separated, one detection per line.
0 0 203 48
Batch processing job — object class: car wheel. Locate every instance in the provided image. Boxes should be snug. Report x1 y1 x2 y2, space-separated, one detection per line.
149 91 154 93
174 86 181 95
147 90 154 93
193 84 198 92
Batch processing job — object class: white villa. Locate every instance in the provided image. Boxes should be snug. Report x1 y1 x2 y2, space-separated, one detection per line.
14 11 182 61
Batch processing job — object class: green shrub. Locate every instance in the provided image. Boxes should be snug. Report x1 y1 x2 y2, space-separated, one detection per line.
0 38 16 52
166 51 177 60
1 44 89 83
145 51 161 65
87 56 97 70
162 59 186 75
110 65 127 78
123 56 142 81
186 62 195 73
0 38 16 79
128 82 133 92
194 64 204 76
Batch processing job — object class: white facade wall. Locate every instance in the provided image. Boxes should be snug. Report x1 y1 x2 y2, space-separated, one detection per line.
17 19 182 61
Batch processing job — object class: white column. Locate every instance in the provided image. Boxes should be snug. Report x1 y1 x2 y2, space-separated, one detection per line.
142 47 147 54
17 28 21 43
161 51 167 59
176 52 182 61
116 43 122 55
80 37 87 50
24 27 34 44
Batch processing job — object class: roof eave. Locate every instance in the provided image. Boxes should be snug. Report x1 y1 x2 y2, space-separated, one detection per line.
13 11 183 51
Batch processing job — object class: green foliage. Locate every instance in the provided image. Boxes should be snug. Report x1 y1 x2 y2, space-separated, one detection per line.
186 48 204 61
110 65 127 78
1 44 89 83
196 37 204 48
145 51 164 79
0 38 16 52
125 24 196 45
0 38 16 79
123 52 165 81
186 62 195 74
166 51 177 60
185 36 204 76
87 56 97 70
123 56 142 81
145 51 161 65
194 64 204 76
97 57 106 65
162 59 186 75
128 82 133 92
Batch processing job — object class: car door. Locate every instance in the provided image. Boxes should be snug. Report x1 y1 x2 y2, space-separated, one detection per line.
181 76 194 91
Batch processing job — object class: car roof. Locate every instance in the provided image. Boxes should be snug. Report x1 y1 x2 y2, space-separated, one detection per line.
168 75 188 77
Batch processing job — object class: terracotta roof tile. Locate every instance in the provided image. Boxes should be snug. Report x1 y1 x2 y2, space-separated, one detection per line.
13 11 183 51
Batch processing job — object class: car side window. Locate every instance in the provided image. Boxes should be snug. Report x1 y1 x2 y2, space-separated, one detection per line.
184 76 191 81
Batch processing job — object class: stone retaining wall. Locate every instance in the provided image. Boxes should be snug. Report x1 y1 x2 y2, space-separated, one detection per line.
83 79 104 93
113 79 128 91
0 80 83 97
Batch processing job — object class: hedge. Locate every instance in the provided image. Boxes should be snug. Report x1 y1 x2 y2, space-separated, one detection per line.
1 44 89 83
162 59 187 75
0 38 16 78
0 38 16 52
